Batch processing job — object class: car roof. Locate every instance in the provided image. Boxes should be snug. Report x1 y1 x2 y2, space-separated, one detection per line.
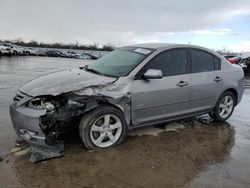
124 43 221 57
126 43 180 49
126 43 215 50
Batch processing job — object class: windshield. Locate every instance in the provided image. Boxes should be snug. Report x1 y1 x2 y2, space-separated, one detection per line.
86 48 152 77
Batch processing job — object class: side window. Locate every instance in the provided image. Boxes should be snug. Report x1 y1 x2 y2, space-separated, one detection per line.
214 56 221 70
191 49 216 73
145 49 188 77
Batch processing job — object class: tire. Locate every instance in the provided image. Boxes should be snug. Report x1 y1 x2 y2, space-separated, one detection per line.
26 51 31 55
211 91 236 122
13 51 18 55
79 105 127 150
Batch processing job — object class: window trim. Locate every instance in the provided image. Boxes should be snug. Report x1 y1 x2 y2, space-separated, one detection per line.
135 48 189 79
188 48 221 74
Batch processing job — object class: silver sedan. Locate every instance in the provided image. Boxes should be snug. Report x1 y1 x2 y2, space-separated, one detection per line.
10 43 244 150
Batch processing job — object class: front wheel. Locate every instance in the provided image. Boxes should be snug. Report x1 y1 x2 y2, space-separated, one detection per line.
211 91 236 122
79 105 127 150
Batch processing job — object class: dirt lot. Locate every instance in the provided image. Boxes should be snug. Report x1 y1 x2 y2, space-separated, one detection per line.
0 56 250 188
12 123 232 188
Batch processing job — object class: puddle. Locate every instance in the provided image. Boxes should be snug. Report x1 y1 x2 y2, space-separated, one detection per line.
128 122 186 136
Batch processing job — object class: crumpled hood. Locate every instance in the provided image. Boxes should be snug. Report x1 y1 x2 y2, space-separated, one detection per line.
19 68 116 96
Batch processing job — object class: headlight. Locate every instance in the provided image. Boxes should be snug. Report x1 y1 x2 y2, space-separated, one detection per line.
43 102 55 112
27 98 55 112
27 98 44 110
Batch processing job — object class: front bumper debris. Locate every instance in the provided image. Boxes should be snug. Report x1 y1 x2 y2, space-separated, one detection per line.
30 143 64 163
9 92 65 162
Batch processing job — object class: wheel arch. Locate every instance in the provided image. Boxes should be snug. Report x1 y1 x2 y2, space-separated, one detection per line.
221 88 238 105
91 101 131 127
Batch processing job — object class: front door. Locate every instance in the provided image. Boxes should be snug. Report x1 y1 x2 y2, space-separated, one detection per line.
131 48 191 126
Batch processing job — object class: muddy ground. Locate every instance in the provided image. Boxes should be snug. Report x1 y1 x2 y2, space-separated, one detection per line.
13 123 233 188
0 56 250 188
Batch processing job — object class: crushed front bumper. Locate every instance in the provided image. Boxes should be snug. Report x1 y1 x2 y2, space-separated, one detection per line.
10 102 48 147
9 92 64 162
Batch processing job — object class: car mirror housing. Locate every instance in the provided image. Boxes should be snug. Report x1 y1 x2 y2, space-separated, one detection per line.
143 69 163 79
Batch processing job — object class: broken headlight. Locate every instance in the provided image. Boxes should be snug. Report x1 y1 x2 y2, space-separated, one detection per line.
44 102 55 112
27 98 55 112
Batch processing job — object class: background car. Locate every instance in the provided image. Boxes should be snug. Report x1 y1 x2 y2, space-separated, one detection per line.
0 45 13 55
24 47 38 56
0 43 25 55
66 51 81 58
46 50 68 58
81 53 98 60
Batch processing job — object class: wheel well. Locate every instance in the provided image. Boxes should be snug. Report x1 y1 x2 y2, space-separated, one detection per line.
224 88 238 104
98 102 124 113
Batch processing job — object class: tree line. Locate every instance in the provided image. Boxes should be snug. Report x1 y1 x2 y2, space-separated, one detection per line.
0 39 115 51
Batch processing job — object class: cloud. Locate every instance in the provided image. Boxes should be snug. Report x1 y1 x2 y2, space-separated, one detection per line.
124 32 176 44
193 28 237 36
228 40 250 52
0 0 249 45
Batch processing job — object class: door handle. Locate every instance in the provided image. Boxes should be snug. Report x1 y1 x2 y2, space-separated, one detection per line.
176 81 189 87
214 76 222 82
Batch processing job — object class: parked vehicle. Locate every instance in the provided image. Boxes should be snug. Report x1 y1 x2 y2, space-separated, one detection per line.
66 51 81 58
224 55 242 64
0 43 25 55
10 43 244 151
240 56 250 73
24 47 38 56
46 50 67 58
0 45 12 55
223 55 236 60
228 57 241 64
37 49 47 56
81 53 98 60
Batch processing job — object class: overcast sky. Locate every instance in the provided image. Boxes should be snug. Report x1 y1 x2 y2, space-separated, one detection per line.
0 0 250 51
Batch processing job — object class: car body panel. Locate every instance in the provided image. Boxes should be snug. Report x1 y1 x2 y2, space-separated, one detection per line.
189 70 224 112
131 74 191 126
19 68 117 96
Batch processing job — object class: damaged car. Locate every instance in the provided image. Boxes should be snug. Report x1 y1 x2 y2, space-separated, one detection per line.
10 43 244 160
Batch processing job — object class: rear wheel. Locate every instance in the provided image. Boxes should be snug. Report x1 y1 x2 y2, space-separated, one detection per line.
79 105 127 150
211 91 236 122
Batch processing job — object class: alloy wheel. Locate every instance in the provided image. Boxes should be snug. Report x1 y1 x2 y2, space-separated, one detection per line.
90 114 122 147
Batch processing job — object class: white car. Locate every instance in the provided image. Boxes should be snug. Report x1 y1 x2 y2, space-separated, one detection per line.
1 43 25 55
0 45 13 55
24 48 38 56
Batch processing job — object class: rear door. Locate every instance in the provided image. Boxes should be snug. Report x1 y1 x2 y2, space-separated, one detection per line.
189 48 223 112
131 48 191 126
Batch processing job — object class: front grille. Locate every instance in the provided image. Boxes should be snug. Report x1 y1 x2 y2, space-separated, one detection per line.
13 91 29 102
14 94 24 101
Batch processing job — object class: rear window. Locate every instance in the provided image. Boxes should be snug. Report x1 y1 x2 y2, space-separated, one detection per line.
191 49 221 73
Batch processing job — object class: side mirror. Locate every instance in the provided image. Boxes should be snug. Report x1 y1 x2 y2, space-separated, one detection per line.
143 69 163 79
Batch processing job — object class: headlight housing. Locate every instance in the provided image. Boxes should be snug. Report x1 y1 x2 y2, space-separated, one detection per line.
27 98 55 112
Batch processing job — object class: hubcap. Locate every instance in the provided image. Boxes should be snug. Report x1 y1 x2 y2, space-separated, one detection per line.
219 95 234 119
90 114 122 147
